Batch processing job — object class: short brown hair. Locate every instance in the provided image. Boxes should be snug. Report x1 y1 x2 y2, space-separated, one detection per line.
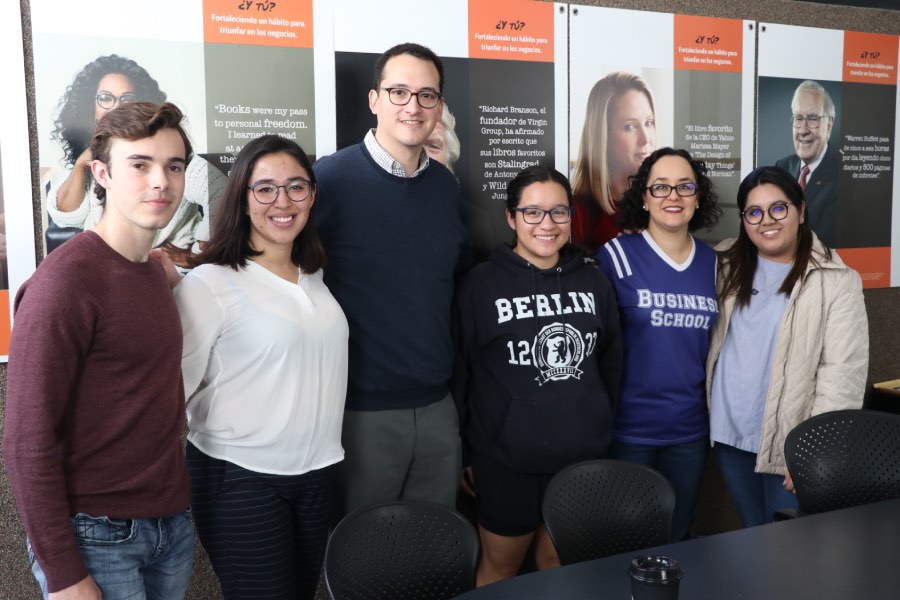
90 101 193 204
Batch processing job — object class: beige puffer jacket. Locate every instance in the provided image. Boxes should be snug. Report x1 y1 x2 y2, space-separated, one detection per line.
706 236 869 475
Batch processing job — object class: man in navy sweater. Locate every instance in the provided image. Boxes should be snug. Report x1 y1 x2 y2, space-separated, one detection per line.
314 43 467 514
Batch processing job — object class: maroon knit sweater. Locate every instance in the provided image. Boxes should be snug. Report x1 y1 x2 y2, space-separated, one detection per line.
2 232 190 593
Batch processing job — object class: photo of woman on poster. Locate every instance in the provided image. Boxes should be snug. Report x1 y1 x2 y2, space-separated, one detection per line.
571 72 657 253
45 54 225 265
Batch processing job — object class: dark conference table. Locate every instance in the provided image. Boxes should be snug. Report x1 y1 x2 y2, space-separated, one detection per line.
456 498 900 599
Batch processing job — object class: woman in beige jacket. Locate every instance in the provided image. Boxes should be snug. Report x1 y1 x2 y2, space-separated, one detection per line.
706 166 868 527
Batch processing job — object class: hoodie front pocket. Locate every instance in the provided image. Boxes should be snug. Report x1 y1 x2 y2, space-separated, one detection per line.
499 391 612 473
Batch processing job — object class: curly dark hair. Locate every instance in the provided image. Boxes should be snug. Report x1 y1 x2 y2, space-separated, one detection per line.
51 55 166 167
619 147 721 232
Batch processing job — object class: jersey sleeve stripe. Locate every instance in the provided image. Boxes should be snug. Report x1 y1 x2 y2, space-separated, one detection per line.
609 237 632 278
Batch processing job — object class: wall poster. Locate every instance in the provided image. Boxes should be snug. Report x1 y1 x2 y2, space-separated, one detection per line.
330 0 567 261
0 1 37 360
569 5 755 253
758 23 900 288
30 0 333 269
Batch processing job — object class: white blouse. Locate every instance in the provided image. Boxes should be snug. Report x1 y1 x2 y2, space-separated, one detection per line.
176 261 349 475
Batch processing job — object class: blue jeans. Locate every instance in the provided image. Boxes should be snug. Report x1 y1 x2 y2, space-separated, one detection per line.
715 443 799 528
29 510 194 599
609 438 708 541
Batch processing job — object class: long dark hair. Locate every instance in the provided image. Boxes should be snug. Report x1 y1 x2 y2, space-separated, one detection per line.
195 135 326 273
719 165 830 307
52 55 166 167
619 147 721 232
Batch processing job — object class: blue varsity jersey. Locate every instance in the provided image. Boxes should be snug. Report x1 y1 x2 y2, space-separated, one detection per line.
597 231 718 445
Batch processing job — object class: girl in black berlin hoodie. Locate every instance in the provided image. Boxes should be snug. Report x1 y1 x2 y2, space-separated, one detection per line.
452 165 622 586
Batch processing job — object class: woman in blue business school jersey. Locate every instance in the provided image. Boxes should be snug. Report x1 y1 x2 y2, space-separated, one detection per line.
597 147 721 541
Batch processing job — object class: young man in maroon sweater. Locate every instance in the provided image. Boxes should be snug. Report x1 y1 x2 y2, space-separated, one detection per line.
2 102 193 599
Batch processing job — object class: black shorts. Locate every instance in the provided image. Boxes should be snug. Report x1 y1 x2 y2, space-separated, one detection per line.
471 452 554 537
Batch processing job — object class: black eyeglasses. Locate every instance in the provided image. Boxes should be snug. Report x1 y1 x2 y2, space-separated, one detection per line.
645 183 698 198
96 92 136 110
512 206 572 224
742 201 792 225
792 114 830 129
248 178 313 204
381 87 442 109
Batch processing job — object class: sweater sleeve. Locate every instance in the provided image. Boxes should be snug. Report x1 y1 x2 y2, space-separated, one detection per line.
450 277 476 459
811 269 869 415
175 270 226 399
1 274 93 592
311 156 337 246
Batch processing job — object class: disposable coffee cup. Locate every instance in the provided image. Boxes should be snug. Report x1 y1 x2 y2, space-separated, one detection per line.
629 555 683 600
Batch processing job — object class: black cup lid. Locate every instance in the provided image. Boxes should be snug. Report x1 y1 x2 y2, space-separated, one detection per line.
629 555 684 582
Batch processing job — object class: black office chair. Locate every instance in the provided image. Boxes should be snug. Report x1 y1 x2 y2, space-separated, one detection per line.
784 409 900 515
323 500 479 600
542 459 675 565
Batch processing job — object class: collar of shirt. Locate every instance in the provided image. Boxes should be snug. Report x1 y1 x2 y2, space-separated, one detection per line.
802 143 827 176
364 129 429 178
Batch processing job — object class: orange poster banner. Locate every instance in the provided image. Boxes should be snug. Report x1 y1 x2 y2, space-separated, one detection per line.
468 0 554 62
0 290 10 356
673 15 743 73
203 0 313 49
843 30 899 85
836 247 891 289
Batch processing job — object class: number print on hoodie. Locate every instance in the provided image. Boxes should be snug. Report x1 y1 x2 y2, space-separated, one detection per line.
452 244 623 474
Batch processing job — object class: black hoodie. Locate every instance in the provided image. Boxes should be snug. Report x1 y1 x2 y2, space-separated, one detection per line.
452 244 622 474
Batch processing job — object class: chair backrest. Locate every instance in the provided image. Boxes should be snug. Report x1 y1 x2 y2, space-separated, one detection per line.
784 409 900 515
542 459 675 565
324 501 479 600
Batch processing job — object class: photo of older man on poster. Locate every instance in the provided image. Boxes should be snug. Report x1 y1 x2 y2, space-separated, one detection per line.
774 80 839 248
758 78 843 249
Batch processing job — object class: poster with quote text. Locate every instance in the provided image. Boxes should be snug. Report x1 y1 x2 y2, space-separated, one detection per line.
758 23 900 288
30 0 333 261
330 0 567 261
0 1 36 360
570 5 755 251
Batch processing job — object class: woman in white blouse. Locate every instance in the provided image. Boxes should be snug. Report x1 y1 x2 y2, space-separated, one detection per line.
175 134 348 600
